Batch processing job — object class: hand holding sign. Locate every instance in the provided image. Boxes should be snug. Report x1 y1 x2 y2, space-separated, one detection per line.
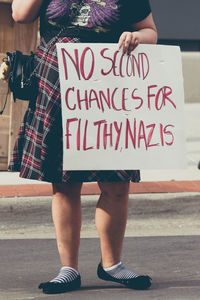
118 31 140 54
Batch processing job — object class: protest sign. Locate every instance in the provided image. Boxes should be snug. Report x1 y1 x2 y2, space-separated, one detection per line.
56 43 186 170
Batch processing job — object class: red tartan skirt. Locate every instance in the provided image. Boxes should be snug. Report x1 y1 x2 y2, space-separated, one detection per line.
8 34 140 183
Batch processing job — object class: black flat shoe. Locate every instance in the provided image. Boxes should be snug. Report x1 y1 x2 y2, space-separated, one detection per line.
38 275 81 294
97 263 152 290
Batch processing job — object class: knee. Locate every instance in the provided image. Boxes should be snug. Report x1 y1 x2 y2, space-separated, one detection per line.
52 182 82 199
98 182 129 201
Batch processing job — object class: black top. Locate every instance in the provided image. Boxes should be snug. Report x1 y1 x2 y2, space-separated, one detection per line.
40 0 151 42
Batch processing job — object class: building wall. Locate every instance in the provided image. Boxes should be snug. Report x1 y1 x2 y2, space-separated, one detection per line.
150 0 200 103
150 0 200 51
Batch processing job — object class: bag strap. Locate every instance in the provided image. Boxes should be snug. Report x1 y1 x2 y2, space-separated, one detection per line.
0 87 9 115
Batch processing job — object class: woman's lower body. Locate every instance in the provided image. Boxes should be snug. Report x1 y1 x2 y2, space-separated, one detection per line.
52 181 129 270
39 180 151 294
9 31 151 293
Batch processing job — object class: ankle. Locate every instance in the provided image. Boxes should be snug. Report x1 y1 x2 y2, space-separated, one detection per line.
103 261 122 271
61 266 79 274
61 263 78 271
101 260 121 269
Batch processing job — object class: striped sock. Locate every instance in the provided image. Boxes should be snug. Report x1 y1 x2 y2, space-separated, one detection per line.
103 262 139 279
38 266 81 294
50 266 79 283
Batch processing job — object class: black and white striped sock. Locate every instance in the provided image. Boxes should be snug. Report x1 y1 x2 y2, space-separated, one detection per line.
103 262 139 279
50 266 79 284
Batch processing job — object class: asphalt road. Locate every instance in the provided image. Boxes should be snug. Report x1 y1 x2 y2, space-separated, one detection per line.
1 193 200 299
0 237 200 300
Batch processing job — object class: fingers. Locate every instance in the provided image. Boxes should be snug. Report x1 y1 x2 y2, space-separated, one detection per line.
118 32 140 54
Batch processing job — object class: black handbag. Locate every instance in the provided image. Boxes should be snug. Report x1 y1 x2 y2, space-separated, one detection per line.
0 28 64 115
0 50 38 114
7 50 37 102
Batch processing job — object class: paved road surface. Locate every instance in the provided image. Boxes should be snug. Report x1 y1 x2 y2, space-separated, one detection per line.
1 237 200 300
0 193 200 299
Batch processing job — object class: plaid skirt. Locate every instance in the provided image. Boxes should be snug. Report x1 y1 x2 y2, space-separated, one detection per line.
9 32 140 183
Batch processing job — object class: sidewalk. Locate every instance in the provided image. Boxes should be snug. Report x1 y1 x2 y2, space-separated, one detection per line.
0 103 199 197
0 181 200 198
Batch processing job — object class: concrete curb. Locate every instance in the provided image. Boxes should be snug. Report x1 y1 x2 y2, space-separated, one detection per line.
1 193 200 239
0 180 200 198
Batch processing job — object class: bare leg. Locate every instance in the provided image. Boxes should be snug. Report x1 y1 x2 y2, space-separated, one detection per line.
95 181 129 268
52 182 82 271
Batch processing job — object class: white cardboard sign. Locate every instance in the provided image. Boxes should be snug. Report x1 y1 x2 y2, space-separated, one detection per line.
56 43 186 170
